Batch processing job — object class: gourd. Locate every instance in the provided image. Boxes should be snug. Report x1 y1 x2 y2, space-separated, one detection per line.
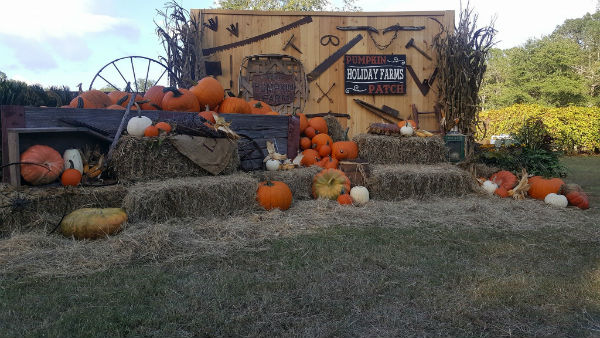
20 145 64 185
337 189 353 205
63 149 83 174
265 159 281 171
126 108 153 137
312 168 351 200
350 186 369 205
60 208 127 239
161 87 200 112
482 180 498 195
528 176 564 200
189 76 224 109
544 193 568 208
490 170 518 190
256 180 293 211
400 121 414 136
61 160 82 186
331 141 358 160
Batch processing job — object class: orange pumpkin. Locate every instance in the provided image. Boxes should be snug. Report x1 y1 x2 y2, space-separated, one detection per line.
560 184 590 210
199 105 218 124
312 168 351 200
398 120 417 129
141 85 165 110
69 90 112 109
61 167 82 186
218 97 251 114
256 180 293 211
297 113 308 133
490 170 518 190
308 117 328 135
494 186 509 198
318 142 332 157
337 189 353 205
189 76 224 110
311 134 334 151
528 176 565 200
155 122 172 134
20 145 64 185
248 99 272 114
161 87 200 112
144 125 159 137
106 104 126 110
304 126 317 139
318 156 338 169
300 149 321 166
300 137 312 150
331 141 359 160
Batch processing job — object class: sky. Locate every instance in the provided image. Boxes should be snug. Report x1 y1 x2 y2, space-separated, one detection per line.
0 0 598 89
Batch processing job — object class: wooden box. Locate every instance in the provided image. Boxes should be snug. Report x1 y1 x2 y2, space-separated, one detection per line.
338 159 371 187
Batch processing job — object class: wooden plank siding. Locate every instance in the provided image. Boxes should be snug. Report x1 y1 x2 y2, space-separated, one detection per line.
193 9 454 137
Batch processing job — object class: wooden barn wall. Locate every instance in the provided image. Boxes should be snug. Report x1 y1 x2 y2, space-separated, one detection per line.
193 9 454 137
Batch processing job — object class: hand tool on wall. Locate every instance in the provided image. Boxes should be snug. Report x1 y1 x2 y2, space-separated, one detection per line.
306 34 363 82
320 34 340 46
202 16 313 56
406 65 438 96
226 22 239 37
353 99 401 124
283 34 302 54
336 25 379 34
383 24 425 33
337 24 425 34
203 16 218 31
405 38 432 61
316 82 335 103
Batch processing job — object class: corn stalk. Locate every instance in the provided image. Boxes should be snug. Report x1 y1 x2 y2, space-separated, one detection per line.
155 1 203 88
433 3 496 159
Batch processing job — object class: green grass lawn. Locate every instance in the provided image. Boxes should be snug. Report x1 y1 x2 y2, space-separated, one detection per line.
1 156 599 337
562 156 600 211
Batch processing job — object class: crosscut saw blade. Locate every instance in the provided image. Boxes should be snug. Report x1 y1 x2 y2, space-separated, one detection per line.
306 34 363 82
202 16 313 56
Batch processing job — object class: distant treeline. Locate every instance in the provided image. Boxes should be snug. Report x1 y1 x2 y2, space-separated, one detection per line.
0 77 76 107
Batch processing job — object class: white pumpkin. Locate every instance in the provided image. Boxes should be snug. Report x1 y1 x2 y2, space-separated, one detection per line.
127 115 152 137
400 121 414 137
482 180 498 195
544 193 568 208
63 149 83 174
265 159 281 171
350 186 369 205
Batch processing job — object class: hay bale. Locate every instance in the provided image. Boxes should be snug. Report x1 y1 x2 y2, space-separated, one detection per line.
111 135 240 182
353 134 446 164
250 166 322 200
366 164 480 200
0 184 128 236
457 162 502 179
122 173 259 222
324 115 348 142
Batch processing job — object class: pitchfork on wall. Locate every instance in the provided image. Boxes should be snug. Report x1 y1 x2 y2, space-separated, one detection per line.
316 82 335 103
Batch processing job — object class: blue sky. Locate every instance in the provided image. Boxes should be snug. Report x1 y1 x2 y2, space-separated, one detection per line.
0 0 597 89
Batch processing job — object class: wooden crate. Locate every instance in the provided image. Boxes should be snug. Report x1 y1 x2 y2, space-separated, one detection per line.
1 105 300 185
338 159 371 187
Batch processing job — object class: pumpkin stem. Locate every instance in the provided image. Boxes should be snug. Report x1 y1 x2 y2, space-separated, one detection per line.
0 162 51 171
116 93 130 106
162 87 183 97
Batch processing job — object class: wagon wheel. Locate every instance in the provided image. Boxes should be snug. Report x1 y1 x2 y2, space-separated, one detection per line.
89 56 179 93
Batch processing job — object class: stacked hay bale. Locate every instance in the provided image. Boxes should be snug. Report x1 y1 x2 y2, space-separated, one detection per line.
111 135 240 182
324 115 348 142
250 166 322 200
351 133 480 200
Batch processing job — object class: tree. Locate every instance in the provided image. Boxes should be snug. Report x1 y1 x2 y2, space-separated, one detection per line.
217 0 361 11
0 70 6 80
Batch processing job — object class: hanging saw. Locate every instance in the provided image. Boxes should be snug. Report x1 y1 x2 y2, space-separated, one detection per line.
202 16 313 56
307 34 363 82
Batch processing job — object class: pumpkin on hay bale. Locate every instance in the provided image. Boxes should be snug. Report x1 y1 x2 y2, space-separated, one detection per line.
111 135 239 182
250 166 321 201
122 173 258 222
353 134 446 165
365 164 480 200
0 184 128 235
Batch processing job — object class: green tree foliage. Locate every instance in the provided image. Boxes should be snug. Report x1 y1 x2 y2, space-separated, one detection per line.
481 9 600 109
0 78 75 107
0 70 6 80
217 0 361 11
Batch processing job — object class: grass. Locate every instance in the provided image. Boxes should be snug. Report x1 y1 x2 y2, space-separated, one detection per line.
562 155 600 211
1 156 599 337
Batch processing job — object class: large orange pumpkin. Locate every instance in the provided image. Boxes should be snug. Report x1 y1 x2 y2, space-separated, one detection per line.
312 168 351 200
161 87 200 112
560 184 590 210
20 145 64 185
308 117 328 135
189 76 224 109
528 176 565 200
248 99 272 114
256 180 293 211
218 97 251 114
141 85 165 110
69 90 112 109
331 141 358 160
490 170 518 190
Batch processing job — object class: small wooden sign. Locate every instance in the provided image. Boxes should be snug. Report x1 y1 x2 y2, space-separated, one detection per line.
252 73 296 105
344 54 406 95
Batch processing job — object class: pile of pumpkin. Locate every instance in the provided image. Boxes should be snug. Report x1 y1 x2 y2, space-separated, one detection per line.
480 170 589 209
257 169 370 211
367 120 434 137
295 115 359 170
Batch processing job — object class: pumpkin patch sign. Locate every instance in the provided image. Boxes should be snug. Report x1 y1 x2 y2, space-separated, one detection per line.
344 54 406 95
